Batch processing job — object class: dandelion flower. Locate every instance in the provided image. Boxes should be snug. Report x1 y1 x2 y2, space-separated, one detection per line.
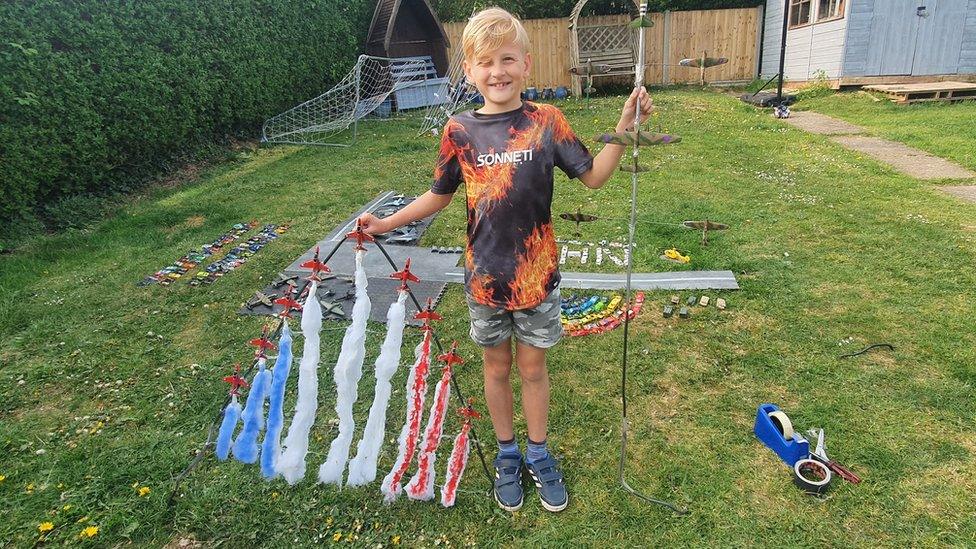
138 486 151 497
63 504 72 511
392 535 401 545
332 532 342 542
38 522 54 533
0 474 6 483
26 482 35 493
79 525 99 539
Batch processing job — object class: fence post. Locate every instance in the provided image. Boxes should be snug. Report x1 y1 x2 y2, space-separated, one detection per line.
662 10 671 85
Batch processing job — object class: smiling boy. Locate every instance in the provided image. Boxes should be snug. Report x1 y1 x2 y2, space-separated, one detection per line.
359 7 652 512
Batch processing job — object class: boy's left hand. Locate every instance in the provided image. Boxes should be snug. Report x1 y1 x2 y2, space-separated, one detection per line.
615 87 653 133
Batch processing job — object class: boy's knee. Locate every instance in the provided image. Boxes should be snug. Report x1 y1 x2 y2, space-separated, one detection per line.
516 359 547 383
483 344 512 379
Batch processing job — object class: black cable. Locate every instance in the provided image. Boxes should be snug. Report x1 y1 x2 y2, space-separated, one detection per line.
839 343 894 359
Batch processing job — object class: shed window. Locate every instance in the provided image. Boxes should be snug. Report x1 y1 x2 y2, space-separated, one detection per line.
789 0 812 28
817 0 845 21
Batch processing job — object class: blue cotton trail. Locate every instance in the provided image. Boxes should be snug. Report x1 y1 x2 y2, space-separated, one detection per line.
261 322 294 478
216 395 242 461
232 359 272 464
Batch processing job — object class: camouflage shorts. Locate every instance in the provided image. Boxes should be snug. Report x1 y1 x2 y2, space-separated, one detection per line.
466 288 562 349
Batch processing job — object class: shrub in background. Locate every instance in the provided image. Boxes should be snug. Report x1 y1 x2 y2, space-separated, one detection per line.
0 0 373 243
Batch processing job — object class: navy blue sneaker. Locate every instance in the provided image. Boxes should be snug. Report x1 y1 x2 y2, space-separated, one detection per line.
525 453 568 512
492 455 524 511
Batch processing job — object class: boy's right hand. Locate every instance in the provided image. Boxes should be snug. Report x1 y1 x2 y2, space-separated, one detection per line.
357 213 390 235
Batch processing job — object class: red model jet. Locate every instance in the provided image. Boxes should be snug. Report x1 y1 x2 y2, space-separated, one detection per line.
274 283 304 318
222 363 249 396
414 297 443 329
390 258 420 290
248 325 276 357
437 340 464 369
300 246 331 281
345 219 375 251
458 397 482 421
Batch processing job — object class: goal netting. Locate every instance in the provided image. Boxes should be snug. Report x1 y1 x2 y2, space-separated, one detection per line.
417 45 475 138
261 55 433 146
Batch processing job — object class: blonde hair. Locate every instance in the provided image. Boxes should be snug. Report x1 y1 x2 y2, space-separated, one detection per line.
461 7 530 61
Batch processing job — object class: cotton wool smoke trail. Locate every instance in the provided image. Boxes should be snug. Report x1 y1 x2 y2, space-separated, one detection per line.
276 281 324 485
440 418 473 507
260 322 293 479
319 250 372 485
215 395 241 461
405 362 454 501
346 290 408 487
232 358 271 464
381 330 432 502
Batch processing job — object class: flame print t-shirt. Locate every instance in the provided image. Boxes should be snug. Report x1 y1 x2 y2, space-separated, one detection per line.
431 101 593 310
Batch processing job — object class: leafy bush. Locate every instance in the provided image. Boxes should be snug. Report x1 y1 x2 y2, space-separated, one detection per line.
0 0 372 242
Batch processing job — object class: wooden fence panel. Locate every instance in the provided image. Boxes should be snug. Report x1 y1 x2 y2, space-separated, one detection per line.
442 7 760 89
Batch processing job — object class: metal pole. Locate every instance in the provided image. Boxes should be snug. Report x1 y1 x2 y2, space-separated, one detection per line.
777 0 790 102
618 2 687 515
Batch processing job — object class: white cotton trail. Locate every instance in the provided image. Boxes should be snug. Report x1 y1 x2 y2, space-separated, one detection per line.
381 331 432 503
231 358 271 464
319 250 371 485
440 422 472 508
405 365 452 501
275 280 323 485
346 290 408 487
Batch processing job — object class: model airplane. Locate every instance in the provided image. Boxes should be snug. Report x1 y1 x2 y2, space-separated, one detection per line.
390 258 421 290
569 59 612 101
595 131 681 147
248 325 277 356
678 52 729 86
300 246 331 281
559 207 599 236
346 220 375 251
222 363 249 396
319 299 346 319
246 291 276 310
271 272 298 289
682 220 729 245
437 341 464 369
274 283 303 318
414 297 443 328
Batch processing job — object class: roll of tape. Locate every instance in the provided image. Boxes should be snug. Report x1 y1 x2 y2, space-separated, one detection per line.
793 458 832 495
767 410 794 439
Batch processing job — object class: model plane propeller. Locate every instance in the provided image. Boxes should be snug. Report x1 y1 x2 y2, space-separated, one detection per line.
390 258 420 290
222 363 249 396
682 219 729 245
559 207 599 237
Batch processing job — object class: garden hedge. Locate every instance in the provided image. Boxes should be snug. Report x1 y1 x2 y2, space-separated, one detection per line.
0 0 373 239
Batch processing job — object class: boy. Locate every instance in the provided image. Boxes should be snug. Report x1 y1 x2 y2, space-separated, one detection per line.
359 7 652 512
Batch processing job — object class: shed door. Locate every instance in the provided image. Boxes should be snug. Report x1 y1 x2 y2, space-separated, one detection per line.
866 0 921 75
912 0 968 75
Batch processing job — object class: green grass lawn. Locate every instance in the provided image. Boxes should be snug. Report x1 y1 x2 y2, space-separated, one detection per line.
800 92 976 171
2 90 975 547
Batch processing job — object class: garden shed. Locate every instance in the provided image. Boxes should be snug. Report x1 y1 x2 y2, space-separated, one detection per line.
761 0 976 84
365 0 451 76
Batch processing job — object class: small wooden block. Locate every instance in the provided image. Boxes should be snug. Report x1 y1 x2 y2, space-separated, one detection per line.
716 298 727 310
663 305 674 318
679 306 690 319
670 295 680 305
699 296 710 307
686 295 697 306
